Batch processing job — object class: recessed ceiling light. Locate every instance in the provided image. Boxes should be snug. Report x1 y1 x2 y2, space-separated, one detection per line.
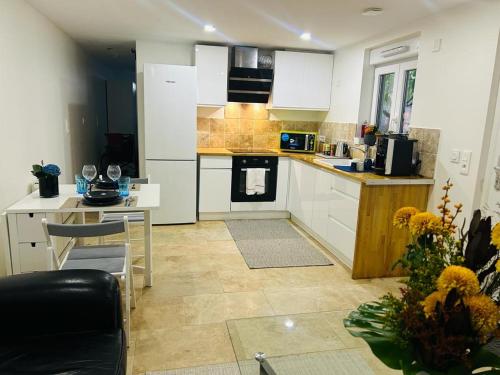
362 7 384 16
204 24 216 33
300 32 311 41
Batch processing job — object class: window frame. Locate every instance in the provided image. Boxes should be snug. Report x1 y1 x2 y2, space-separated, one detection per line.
370 60 417 133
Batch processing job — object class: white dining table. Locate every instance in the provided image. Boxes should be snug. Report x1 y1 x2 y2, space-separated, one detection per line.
2 184 160 287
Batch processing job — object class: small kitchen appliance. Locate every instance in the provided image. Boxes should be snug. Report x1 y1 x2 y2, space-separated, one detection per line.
374 134 418 176
280 131 317 153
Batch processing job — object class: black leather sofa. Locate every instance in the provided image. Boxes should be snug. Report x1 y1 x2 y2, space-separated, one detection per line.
0 269 126 375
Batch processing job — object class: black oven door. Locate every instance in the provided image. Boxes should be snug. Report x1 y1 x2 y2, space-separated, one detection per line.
231 156 278 202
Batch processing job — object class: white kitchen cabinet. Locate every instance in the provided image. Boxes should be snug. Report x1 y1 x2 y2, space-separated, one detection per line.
199 156 232 213
195 45 228 106
311 168 332 240
288 160 315 226
326 217 356 267
199 169 232 213
275 157 290 210
271 51 333 110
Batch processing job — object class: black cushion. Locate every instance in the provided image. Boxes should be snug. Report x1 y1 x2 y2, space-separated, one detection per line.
0 329 126 375
0 270 126 375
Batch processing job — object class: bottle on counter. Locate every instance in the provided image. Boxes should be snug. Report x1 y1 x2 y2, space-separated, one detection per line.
323 143 331 156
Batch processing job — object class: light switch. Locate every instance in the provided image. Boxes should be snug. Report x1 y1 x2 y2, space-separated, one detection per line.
460 150 472 175
450 149 461 163
319 135 326 142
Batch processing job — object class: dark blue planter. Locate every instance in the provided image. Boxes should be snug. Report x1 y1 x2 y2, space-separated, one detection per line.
38 175 59 198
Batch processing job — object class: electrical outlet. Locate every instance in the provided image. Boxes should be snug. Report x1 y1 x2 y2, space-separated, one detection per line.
460 150 472 175
450 149 461 163
319 135 326 142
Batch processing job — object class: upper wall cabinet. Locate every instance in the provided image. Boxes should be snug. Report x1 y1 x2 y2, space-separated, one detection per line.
195 45 228 107
270 51 333 111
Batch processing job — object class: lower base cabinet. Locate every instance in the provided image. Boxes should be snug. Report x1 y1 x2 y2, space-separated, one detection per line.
289 159 430 278
199 169 232 213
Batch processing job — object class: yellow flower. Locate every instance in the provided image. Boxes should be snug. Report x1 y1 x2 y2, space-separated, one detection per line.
393 207 420 229
409 212 443 236
492 223 500 250
465 294 499 343
437 265 480 296
422 290 447 318
496 260 500 273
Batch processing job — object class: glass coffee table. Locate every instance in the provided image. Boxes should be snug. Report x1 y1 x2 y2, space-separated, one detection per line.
226 311 401 375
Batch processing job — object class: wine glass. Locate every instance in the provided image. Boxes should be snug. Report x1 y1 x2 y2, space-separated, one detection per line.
107 164 121 182
82 164 97 192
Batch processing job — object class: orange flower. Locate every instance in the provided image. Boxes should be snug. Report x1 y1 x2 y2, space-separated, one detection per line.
492 223 500 250
436 266 480 296
393 207 420 229
465 294 499 343
422 290 447 318
409 212 443 236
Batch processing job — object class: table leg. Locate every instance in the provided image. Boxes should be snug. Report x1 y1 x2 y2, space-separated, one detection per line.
144 210 153 287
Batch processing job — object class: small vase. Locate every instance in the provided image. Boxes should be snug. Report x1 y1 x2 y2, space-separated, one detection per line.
38 175 59 198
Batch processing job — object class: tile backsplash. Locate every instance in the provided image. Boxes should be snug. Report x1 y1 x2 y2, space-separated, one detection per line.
197 104 320 149
196 103 440 179
408 127 440 178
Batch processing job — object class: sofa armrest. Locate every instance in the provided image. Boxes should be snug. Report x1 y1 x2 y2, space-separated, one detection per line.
0 270 122 338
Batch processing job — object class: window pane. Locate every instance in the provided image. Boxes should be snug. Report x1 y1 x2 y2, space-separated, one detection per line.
400 69 416 133
376 73 395 133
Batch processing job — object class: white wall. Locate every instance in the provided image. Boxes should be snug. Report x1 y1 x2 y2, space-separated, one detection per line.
0 0 102 275
135 40 193 174
326 0 500 219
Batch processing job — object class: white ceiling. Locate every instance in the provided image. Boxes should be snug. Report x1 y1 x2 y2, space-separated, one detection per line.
28 0 470 66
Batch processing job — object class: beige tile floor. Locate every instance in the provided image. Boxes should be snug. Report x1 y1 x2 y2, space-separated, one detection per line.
117 219 403 374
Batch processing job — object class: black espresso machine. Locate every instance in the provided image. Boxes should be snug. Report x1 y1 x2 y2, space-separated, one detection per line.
374 134 419 176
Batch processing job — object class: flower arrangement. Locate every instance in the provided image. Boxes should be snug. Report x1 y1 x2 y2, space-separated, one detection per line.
31 161 61 178
344 180 500 373
31 161 61 198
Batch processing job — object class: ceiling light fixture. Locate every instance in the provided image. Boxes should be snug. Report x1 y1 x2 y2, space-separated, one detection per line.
362 7 384 16
204 24 216 33
300 32 311 41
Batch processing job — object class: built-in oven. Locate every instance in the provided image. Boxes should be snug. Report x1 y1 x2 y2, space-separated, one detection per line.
231 156 278 202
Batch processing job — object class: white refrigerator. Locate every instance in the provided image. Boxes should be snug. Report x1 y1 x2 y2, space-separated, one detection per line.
144 64 197 224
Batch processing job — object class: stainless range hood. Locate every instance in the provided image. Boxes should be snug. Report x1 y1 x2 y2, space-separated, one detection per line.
228 46 273 104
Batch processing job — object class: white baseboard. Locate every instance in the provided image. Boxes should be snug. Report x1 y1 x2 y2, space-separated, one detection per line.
199 211 290 220
290 214 353 270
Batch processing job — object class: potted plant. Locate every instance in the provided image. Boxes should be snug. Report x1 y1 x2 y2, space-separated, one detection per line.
31 161 61 198
364 125 378 146
344 180 500 374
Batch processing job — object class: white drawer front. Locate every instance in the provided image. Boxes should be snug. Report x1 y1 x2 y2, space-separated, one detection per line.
18 242 48 273
328 190 359 231
326 217 356 266
200 156 232 169
16 213 46 243
331 175 361 200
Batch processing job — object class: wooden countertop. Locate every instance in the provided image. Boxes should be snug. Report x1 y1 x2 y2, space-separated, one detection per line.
197 147 434 186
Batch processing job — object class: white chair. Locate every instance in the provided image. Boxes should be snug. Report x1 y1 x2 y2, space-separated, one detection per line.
99 177 149 231
99 177 149 272
41 217 135 343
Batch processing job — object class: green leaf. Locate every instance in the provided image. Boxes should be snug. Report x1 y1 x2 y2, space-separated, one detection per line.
470 346 500 370
359 335 409 369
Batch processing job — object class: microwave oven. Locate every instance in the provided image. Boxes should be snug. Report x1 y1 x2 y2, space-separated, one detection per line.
280 131 317 153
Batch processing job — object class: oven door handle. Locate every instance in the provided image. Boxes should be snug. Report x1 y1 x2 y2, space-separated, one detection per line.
241 168 271 172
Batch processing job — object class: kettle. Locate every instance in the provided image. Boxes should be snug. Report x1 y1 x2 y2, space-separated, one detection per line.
335 141 349 157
